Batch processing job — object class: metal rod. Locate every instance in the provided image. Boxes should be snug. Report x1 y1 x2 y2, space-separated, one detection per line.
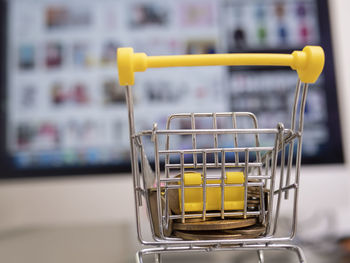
285 79 301 199
165 162 265 169
213 113 219 166
290 83 309 239
159 146 274 154
180 152 185 224
153 123 165 239
125 85 144 244
232 112 239 165
273 125 286 235
202 151 207 220
155 128 280 135
244 149 249 218
191 113 197 168
169 210 262 220
165 182 263 190
221 149 226 219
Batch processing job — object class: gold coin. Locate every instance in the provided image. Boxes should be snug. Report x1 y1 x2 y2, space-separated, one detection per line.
174 230 243 240
174 217 217 223
173 218 257 231
224 225 266 236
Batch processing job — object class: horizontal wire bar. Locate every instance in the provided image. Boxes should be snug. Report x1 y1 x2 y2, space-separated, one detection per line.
160 175 270 183
159 147 274 154
136 129 293 137
273 183 297 194
165 162 264 169
168 112 257 118
165 182 263 189
169 211 262 219
157 128 280 135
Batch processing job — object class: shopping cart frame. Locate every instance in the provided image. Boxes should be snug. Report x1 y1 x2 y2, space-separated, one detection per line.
117 46 324 262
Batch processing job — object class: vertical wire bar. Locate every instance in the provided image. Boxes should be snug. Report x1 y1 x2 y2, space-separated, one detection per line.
265 126 281 234
134 140 142 206
273 125 286 235
250 115 263 223
221 149 226 219
125 85 144 243
262 152 270 224
251 114 263 176
232 113 239 166
290 83 309 239
259 181 266 224
155 254 162 263
191 113 197 168
285 79 301 199
164 118 171 229
180 152 185 224
213 113 219 167
165 124 170 179
202 151 207 220
264 153 269 187
153 124 165 238
244 149 249 219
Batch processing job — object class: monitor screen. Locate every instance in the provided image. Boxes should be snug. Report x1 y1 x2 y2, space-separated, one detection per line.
1 0 343 177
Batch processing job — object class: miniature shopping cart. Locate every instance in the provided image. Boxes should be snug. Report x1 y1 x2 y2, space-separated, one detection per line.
117 46 324 263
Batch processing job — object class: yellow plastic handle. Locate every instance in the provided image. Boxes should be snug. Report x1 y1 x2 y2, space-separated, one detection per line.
117 46 324 86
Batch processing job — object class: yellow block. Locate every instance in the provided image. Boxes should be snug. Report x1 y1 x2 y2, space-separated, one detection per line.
178 171 244 212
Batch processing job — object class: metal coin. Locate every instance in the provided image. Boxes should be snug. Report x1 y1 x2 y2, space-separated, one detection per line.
173 218 256 231
224 225 266 236
174 230 243 240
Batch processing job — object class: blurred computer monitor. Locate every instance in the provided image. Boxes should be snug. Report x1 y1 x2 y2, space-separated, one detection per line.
0 0 343 178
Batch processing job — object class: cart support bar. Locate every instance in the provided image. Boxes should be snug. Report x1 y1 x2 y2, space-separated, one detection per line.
117 46 324 85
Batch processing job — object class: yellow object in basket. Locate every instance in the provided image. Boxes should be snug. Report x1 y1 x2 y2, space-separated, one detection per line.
179 172 244 212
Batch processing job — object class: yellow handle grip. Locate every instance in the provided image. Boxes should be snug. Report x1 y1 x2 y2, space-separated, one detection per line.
117 46 324 85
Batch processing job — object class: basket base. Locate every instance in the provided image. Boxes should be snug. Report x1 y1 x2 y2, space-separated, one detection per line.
135 243 306 263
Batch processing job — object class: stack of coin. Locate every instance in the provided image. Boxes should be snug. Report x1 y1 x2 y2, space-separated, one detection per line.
173 218 266 240
147 183 268 240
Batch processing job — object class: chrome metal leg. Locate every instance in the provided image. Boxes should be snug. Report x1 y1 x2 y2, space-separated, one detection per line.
155 253 162 263
136 250 143 263
289 245 306 263
257 249 264 263
268 244 306 263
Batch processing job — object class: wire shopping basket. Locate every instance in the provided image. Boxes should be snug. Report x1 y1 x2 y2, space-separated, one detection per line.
117 46 324 263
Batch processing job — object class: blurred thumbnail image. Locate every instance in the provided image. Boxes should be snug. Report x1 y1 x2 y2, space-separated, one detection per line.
129 3 169 28
144 80 182 102
16 122 60 150
20 84 37 108
186 39 216 54
16 123 36 150
18 44 35 70
51 82 90 105
103 79 125 104
102 5 119 29
73 42 93 67
112 120 124 142
45 6 91 29
179 1 214 27
45 42 64 68
51 82 66 105
132 38 181 56
101 41 120 65
66 119 102 147
71 83 89 104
